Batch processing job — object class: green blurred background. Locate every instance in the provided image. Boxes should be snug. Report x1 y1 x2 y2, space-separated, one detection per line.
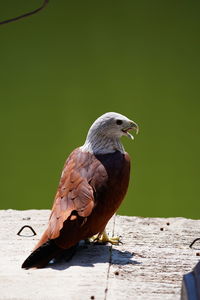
1 0 200 218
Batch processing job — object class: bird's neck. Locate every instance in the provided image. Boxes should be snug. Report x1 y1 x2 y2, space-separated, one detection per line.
80 132 125 154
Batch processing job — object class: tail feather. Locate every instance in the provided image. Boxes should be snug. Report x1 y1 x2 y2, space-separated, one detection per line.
22 240 77 269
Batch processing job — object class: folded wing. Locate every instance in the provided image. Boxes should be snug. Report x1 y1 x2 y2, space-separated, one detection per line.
34 149 97 249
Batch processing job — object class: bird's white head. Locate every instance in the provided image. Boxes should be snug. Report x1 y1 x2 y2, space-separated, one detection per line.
81 112 139 154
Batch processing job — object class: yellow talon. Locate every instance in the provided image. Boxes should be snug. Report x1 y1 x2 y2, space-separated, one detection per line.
88 230 122 245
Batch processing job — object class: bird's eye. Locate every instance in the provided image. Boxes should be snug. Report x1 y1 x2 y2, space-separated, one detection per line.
116 119 123 125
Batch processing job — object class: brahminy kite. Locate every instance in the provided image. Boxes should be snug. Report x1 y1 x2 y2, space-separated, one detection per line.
22 112 139 269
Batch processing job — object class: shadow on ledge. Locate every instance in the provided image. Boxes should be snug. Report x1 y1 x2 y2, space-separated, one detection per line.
47 243 141 270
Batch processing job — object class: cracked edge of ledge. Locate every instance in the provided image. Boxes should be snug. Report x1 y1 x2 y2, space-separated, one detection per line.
104 214 116 300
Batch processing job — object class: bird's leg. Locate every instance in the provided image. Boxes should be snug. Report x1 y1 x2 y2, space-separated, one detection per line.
86 233 98 243
87 230 122 245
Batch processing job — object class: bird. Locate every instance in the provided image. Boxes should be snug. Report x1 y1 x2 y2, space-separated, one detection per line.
22 112 139 269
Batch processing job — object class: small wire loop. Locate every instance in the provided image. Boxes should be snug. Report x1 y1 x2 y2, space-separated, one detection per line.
189 238 200 249
17 225 37 237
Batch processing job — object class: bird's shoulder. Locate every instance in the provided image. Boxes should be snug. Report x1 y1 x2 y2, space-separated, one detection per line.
59 147 107 183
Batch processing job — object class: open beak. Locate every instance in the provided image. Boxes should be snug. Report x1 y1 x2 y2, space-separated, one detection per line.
122 121 139 140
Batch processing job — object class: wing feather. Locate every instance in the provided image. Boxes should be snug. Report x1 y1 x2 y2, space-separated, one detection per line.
46 149 95 239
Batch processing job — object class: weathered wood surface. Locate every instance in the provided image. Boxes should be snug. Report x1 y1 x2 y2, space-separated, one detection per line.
0 210 200 300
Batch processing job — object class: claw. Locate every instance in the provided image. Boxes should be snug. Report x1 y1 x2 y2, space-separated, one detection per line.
88 230 122 245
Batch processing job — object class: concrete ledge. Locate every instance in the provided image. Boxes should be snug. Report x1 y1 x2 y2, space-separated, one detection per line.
0 210 200 300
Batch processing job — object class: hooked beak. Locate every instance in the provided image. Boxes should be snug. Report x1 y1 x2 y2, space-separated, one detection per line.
122 121 139 140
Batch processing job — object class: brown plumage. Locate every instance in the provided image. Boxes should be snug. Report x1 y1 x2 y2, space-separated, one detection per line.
22 112 138 269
